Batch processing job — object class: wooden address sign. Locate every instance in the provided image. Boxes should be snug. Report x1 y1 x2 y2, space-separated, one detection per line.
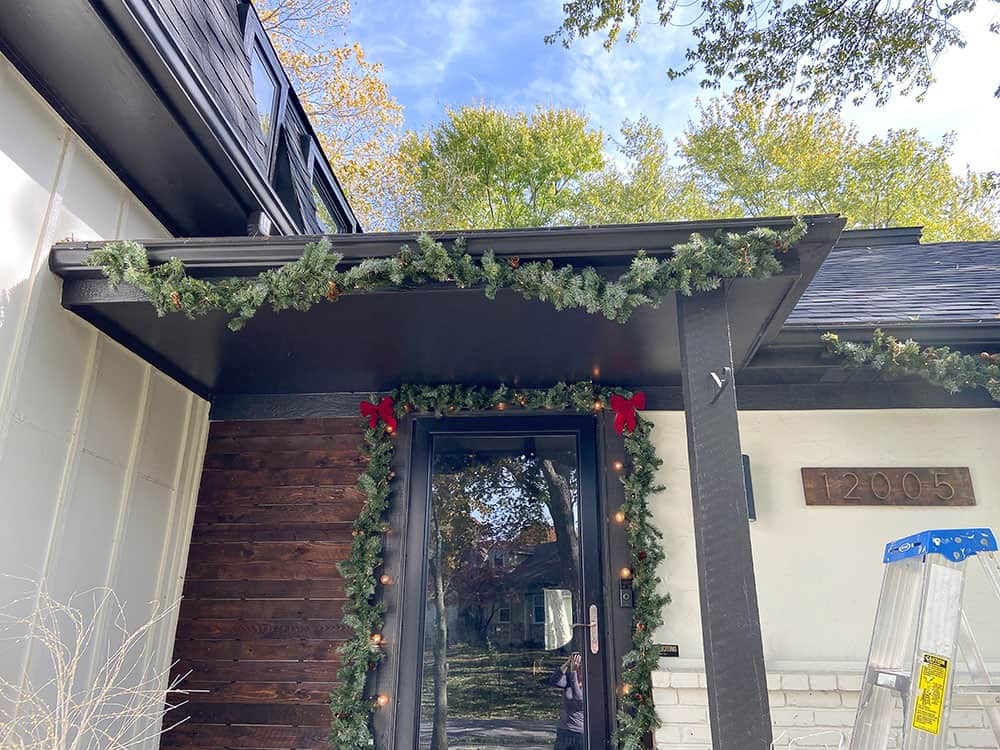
802 468 975 506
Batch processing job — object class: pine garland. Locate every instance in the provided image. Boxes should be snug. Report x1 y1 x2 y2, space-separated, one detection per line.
822 330 1000 402
329 422 393 748
86 221 807 331
616 415 669 750
329 382 669 749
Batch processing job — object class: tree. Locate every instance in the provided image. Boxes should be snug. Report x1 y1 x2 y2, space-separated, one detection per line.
573 117 709 224
423 448 582 748
548 0 999 107
400 100 997 240
400 105 605 230
678 95 1000 240
257 0 414 229
399 106 705 230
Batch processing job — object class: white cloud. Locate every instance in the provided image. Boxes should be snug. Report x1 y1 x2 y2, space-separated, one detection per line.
352 0 483 90
842 5 1000 172
354 0 999 174
518 24 699 159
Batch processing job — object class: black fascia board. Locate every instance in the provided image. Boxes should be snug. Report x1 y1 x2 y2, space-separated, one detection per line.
776 321 1000 347
746 321 1000 378
50 214 843 281
208 379 997 420
47 216 842 399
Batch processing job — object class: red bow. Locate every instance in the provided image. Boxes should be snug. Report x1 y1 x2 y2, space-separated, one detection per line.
360 396 397 432
610 392 646 434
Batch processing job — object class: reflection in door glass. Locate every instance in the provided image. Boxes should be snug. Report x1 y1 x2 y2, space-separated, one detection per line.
420 434 586 750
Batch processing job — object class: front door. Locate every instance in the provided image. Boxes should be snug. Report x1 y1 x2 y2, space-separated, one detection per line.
396 415 611 749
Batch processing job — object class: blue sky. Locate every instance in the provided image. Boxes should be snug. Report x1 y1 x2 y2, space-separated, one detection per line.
350 0 1000 172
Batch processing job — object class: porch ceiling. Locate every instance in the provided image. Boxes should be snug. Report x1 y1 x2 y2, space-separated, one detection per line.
49 216 844 399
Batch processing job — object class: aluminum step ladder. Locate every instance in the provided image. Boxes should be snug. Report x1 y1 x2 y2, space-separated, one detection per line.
850 528 1000 750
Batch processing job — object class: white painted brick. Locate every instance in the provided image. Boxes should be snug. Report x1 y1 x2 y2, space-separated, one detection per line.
782 673 810 691
787 691 842 708
654 725 683 744
808 674 838 691
837 673 864 691
772 708 816 726
773 729 846 749
669 672 701 688
813 708 858 727
653 687 679 705
650 670 996 749
678 724 712 743
951 728 1000 747
676 688 708 706
841 692 860 711
658 705 708 724
949 709 985 728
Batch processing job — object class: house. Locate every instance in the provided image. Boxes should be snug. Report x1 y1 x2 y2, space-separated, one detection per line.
1 3 998 750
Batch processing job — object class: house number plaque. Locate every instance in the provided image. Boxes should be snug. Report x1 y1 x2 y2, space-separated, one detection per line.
802 468 975 506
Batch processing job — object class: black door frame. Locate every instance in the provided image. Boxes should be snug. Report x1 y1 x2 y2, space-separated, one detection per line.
385 413 614 749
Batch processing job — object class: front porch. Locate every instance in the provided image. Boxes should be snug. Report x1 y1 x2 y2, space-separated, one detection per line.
49 215 845 749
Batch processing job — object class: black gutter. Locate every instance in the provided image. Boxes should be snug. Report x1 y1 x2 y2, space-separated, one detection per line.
49 214 843 279
773 321 1000 348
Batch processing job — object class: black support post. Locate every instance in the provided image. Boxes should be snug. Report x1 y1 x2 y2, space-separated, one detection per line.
677 286 771 750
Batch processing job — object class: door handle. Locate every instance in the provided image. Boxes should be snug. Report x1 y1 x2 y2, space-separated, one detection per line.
572 604 600 654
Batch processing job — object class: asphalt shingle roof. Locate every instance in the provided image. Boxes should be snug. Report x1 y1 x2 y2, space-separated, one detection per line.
788 228 1000 326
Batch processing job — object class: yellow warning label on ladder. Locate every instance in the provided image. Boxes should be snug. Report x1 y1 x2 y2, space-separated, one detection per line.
912 653 949 735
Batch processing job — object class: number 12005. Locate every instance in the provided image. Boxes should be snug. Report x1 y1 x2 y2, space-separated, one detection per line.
801 468 975 506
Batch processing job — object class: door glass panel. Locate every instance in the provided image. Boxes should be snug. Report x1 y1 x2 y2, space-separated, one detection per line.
420 434 587 750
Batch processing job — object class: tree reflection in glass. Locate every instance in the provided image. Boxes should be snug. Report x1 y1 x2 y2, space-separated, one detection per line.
420 435 585 750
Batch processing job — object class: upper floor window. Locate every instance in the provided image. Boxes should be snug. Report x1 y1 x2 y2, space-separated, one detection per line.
249 42 277 139
240 1 286 172
311 175 341 234
304 136 355 234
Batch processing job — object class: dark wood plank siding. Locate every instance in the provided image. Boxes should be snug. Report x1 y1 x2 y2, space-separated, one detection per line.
149 0 267 166
168 418 364 750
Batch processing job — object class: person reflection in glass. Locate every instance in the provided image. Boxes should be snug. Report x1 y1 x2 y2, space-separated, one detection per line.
549 651 584 750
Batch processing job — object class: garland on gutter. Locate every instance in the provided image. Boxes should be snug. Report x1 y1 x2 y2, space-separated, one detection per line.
329 382 668 750
85 221 806 331
822 330 1000 402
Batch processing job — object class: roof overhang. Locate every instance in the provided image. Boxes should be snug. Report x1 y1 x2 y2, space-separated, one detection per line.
0 0 359 236
49 216 845 399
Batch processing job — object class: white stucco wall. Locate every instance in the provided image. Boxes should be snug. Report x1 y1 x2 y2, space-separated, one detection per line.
648 408 1000 748
0 53 209 746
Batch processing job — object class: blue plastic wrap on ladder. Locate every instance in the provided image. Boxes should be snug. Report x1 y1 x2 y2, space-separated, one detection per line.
883 527 998 564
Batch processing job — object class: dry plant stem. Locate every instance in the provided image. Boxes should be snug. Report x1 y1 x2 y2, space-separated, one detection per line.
0 577 192 750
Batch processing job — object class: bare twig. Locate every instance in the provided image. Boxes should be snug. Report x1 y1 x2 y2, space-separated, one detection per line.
0 579 186 750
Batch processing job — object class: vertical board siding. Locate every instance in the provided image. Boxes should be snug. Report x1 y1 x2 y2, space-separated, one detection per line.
168 418 365 750
0 53 209 750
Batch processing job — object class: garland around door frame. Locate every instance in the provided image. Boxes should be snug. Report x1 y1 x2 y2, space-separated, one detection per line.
330 383 668 750
79 223 813 747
